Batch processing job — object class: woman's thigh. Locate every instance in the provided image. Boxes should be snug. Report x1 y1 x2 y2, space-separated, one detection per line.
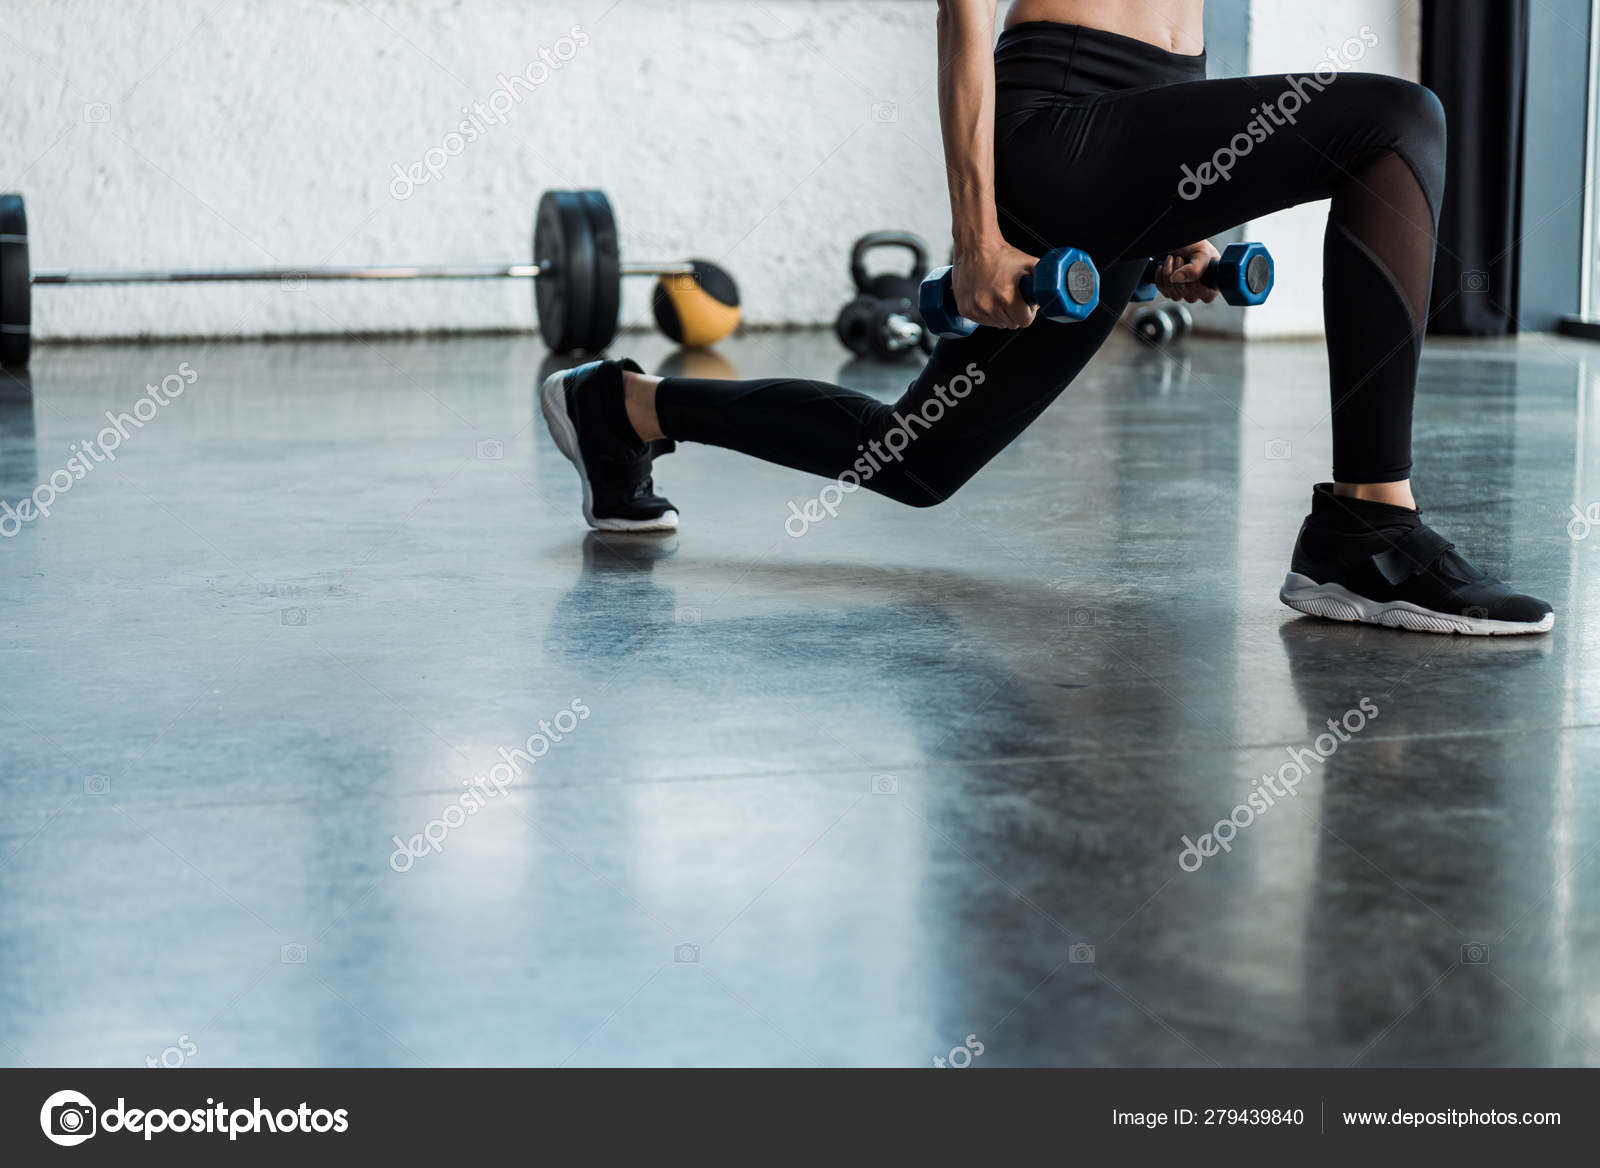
994 72 1444 263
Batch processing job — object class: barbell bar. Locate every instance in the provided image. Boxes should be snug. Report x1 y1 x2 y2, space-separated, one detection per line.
30 262 690 283
0 188 741 368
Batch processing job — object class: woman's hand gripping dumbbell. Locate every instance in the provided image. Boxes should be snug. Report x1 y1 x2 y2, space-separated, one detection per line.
919 246 1101 339
1133 241 1274 306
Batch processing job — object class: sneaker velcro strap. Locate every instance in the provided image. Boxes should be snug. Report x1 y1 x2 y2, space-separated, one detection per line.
1370 526 1455 586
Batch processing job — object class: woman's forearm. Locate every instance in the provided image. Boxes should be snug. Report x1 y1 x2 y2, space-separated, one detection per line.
937 0 1002 251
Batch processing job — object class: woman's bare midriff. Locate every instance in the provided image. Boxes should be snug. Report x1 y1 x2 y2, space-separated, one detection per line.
1003 0 1205 55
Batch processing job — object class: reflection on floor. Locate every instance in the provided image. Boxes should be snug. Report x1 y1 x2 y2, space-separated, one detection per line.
1 327 1597 1067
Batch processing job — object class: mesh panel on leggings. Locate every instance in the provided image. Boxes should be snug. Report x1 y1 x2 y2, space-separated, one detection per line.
1331 150 1438 329
1321 149 1440 482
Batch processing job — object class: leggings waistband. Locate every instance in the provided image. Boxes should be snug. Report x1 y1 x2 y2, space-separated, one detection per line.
996 21 1207 99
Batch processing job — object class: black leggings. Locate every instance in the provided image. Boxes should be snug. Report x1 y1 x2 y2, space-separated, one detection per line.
658 21 1446 506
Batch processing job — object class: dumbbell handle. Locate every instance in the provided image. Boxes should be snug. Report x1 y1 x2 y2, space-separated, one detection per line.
30 260 696 285
884 313 922 344
945 269 1044 309
919 266 1047 340
1137 255 1227 292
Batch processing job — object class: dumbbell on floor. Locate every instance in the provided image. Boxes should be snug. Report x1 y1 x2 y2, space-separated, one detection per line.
835 297 928 360
0 189 741 367
1133 302 1192 345
918 246 1100 339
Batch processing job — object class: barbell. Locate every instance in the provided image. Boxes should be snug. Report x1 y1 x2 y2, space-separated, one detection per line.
0 189 741 367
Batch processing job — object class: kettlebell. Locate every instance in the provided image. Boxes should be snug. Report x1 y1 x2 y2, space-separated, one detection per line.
835 231 934 360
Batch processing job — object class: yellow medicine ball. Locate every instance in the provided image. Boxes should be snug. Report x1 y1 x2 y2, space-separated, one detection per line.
652 260 741 348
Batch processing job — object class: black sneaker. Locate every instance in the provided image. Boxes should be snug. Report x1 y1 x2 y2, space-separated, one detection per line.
1279 483 1553 635
541 358 678 532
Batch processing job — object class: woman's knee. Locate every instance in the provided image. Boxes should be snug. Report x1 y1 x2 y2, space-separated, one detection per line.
854 403 962 507
857 433 969 506
1386 78 1445 172
1400 79 1447 148
1346 75 1447 202
866 466 955 508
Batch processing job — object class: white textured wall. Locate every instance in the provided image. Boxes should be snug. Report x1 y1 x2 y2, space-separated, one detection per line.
1242 0 1422 337
6 1 1425 344
5 0 948 342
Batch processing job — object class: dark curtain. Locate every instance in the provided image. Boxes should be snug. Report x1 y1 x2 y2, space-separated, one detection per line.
1421 0 1530 335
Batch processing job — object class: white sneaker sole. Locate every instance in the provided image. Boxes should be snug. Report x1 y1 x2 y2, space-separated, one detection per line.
1279 572 1553 636
540 369 679 533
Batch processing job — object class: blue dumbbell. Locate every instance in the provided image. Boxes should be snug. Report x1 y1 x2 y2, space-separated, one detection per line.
1131 241 1274 306
918 246 1100 339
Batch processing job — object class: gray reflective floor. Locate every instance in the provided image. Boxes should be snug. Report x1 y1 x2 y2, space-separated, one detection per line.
3 327 1599 1067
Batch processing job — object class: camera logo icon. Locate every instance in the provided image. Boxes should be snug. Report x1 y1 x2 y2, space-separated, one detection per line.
280 607 306 626
477 439 504 460
674 943 700 964
40 1089 97 1146
663 272 707 297
280 272 306 291
1068 606 1096 627
83 102 110 123
871 773 899 795
84 774 111 795
1460 942 1490 965
1264 438 1292 460
1461 270 1489 292
281 942 308 964
870 102 898 123
1068 943 1096 964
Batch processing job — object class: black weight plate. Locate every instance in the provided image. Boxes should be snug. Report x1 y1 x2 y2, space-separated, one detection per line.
0 193 30 368
577 190 620 353
533 190 595 353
